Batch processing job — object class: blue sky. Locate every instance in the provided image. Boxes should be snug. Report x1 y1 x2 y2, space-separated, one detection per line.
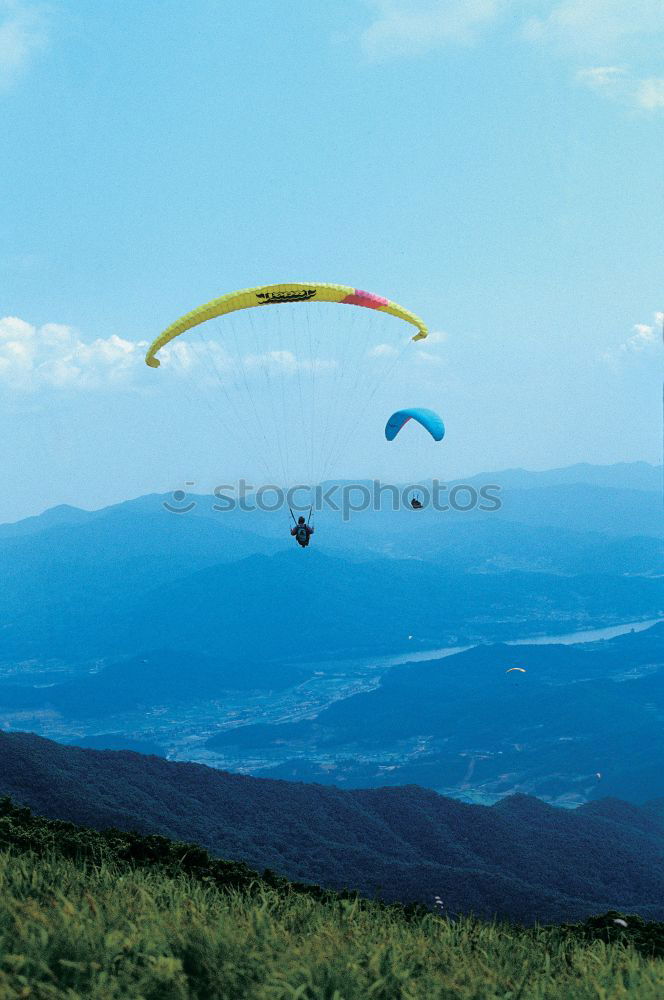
1 0 662 520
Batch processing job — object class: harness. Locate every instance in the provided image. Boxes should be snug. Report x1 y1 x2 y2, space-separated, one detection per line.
290 505 313 545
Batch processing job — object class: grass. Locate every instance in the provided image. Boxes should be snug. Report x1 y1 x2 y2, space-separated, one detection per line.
1 848 663 999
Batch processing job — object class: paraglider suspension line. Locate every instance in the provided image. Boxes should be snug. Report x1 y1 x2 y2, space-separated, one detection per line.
289 505 313 525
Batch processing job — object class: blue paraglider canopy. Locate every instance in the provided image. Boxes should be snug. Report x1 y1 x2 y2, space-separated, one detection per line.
385 407 445 442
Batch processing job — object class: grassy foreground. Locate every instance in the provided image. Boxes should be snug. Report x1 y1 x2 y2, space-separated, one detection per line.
1 848 663 1000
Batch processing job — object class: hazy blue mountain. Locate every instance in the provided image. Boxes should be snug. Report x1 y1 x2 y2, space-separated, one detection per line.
1 546 660 669
314 508 662 567
482 483 662 537
0 466 660 667
0 504 288 661
460 461 662 492
1 730 663 924
0 501 286 618
125 554 662 656
0 503 99 539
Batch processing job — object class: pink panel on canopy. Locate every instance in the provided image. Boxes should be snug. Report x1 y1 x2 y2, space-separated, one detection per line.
341 289 389 309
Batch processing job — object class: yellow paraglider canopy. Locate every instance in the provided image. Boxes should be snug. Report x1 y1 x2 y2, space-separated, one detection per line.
145 281 428 368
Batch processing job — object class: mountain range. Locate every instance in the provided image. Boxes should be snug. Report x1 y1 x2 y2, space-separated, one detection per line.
0 461 662 809
0 463 661 671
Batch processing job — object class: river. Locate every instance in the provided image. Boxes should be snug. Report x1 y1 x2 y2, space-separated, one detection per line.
383 616 663 667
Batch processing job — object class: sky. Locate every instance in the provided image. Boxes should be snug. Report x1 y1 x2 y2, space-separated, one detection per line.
1 0 662 521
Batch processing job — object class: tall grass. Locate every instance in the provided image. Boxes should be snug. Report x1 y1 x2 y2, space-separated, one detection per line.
0 848 662 999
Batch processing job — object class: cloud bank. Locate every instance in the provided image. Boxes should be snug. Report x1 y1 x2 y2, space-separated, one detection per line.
0 317 145 390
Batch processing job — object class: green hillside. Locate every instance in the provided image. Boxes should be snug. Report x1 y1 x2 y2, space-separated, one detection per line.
1 798 663 999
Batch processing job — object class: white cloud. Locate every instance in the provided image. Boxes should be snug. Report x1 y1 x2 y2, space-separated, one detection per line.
577 66 664 109
415 349 444 365
369 335 445 362
368 343 399 358
0 0 47 91
160 339 200 372
158 338 239 385
601 312 662 368
39 322 75 346
0 315 33 340
244 349 299 373
0 316 146 390
39 357 82 387
523 1 664 56
635 76 664 109
362 0 503 60
576 65 626 94
243 349 336 374
620 322 659 353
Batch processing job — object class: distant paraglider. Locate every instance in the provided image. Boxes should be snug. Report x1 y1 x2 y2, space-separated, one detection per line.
506 667 527 674
385 407 445 512
385 407 445 443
